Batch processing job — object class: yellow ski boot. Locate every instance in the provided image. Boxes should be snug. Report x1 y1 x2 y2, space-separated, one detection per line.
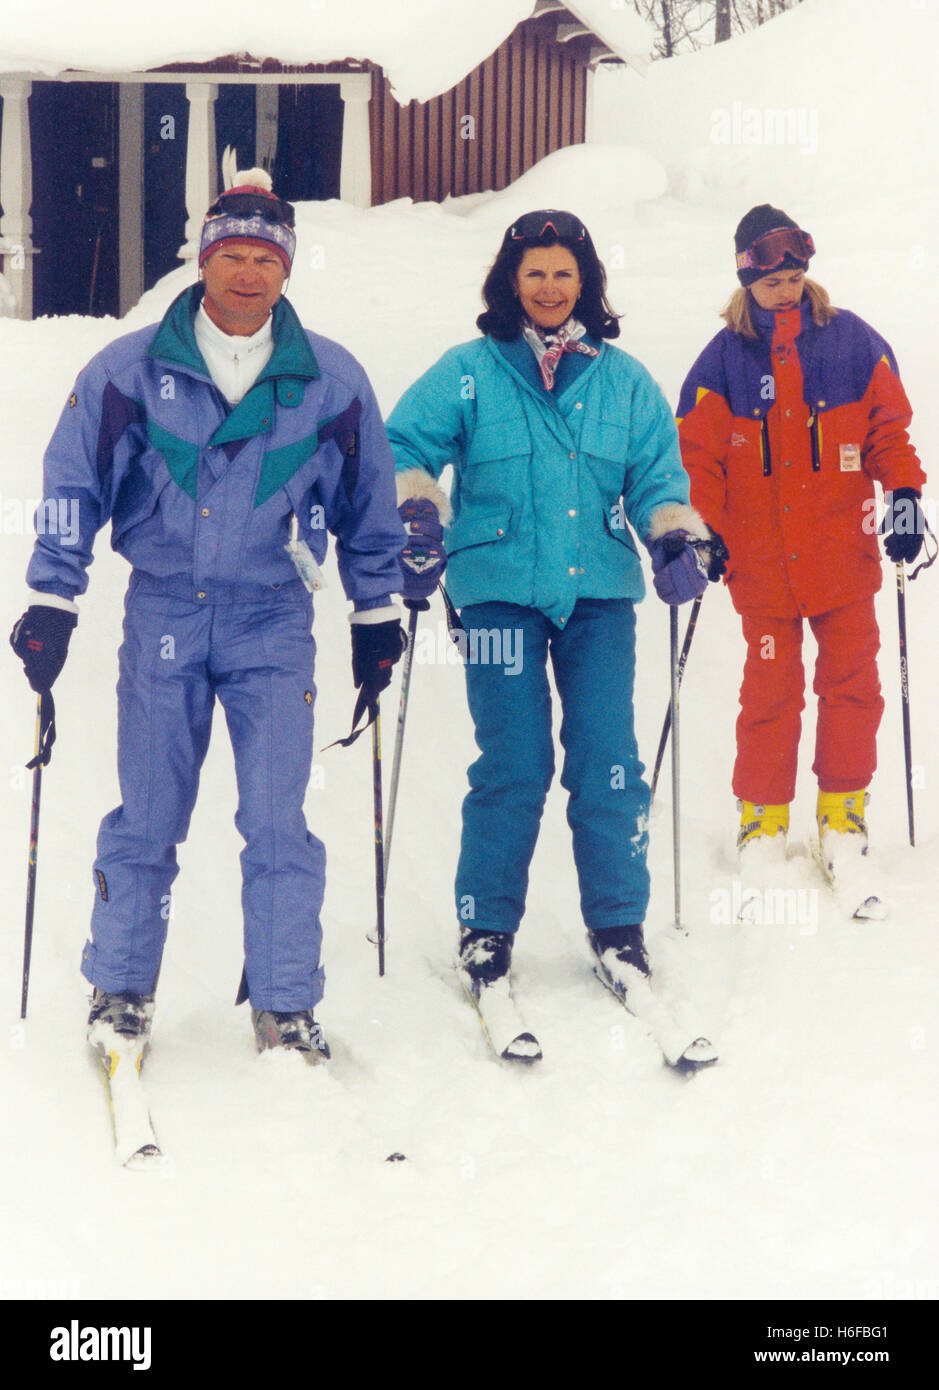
817 789 869 843
737 800 790 864
815 788 885 919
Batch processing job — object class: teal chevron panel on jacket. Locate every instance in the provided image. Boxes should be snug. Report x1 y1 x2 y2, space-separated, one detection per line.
255 432 319 507
145 419 200 500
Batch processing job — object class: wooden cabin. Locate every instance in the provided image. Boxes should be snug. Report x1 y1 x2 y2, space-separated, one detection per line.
0 3 644 319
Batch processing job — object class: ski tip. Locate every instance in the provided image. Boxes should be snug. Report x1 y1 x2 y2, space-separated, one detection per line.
123 1143 166 1171
500 1033 543 1064
672 1038 719 1075
852 896 887 921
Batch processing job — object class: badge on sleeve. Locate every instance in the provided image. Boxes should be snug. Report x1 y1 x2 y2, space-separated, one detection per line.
68 392 77 408
839 443 861 472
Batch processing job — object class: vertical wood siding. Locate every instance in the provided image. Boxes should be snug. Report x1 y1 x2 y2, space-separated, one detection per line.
369 18 593 206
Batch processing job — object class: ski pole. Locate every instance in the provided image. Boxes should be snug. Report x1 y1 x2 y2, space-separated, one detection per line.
21 694 44 1019
372 712 386 976
669 603 682 932
896 563 915 847
383 599 426 888
650 593 702 802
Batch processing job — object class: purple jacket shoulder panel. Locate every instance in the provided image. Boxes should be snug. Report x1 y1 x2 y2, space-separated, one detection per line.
678 304 902 424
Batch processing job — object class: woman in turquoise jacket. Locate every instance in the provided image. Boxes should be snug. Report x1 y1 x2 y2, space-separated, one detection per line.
386 210 720 1023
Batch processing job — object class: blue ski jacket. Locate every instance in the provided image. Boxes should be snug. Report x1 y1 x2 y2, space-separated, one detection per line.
26 285 406 606
385 334 691 628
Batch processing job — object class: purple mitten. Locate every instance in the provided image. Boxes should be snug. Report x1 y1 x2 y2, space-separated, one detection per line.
399 497 447 600
649 531 709 606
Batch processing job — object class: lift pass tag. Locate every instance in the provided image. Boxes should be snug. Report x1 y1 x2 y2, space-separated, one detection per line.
839 443 861 472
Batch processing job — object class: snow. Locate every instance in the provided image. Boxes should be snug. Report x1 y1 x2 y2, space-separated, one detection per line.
565 0 656 68
445 142 669 227
2 0 938 1303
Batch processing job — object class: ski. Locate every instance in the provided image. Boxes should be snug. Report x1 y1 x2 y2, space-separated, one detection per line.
593 957 718 1074
810 836 887 921
89 1024 164 1169
455 966 543 1064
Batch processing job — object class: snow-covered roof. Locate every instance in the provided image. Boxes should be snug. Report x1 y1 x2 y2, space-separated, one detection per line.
565 0 654 71
0 0 654 104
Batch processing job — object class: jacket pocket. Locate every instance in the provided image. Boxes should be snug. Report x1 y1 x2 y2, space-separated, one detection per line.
465 417 530 466
111 465 173 547
446 508 512 555
602 504 640 558
284 471 327 549
580 416 630 496
581 416 630 461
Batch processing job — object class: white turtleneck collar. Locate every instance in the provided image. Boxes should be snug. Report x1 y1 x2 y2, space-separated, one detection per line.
194 303 275 404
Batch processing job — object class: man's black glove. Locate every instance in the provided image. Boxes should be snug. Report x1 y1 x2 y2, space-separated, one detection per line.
10 605 77 692
881 488 925 564
328 618 407 749
352 618 408 695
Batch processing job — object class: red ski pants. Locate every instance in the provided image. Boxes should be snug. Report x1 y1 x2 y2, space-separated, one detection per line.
732 597 884 804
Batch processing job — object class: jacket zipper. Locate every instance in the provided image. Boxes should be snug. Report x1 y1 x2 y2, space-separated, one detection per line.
809 413 821 471
760 416 771 476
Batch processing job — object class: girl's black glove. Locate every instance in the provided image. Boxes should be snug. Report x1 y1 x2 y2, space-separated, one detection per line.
881 488 925 564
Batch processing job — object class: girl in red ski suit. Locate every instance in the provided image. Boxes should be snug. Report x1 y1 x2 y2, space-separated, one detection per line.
676 205 926 860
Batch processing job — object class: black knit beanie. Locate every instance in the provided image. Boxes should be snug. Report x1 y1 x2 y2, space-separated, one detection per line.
735 204 808 287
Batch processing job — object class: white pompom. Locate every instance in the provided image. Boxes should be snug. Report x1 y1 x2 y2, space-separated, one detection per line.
232 167 273 191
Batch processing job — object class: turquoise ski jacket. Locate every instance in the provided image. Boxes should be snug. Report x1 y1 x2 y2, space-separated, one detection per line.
386 334 691 628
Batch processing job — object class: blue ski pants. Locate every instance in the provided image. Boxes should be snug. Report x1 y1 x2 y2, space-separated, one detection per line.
455 599 650 934
80 572 325 1011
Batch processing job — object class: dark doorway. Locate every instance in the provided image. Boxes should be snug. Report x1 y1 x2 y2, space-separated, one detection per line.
273 85 343 202
215 83 257 174
30 82 119 318
144 84 188 293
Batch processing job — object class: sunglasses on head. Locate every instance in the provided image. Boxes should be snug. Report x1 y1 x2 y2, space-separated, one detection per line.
508 210 588 243
206 191 296 227
736 226 815 273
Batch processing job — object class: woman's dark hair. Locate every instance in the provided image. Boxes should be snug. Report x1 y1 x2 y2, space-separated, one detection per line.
476 226 621 341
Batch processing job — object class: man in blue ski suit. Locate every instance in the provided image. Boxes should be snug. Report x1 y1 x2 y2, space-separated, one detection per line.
10 171 406 1061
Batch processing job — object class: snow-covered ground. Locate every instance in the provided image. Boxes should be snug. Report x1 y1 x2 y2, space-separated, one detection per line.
2 0 937 1302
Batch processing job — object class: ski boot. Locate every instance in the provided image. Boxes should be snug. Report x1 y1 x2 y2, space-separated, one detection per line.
737 799 790 865
817 788 869 875
587 923 651 998
86 988 155 1050
815 787 885 918
251 1009 331 1064
457 925 513 985
456 926 540 1062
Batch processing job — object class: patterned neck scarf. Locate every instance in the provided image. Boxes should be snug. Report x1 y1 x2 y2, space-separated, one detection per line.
521 316 599 391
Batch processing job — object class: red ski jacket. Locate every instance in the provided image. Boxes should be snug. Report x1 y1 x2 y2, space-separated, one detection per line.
677 299 925 618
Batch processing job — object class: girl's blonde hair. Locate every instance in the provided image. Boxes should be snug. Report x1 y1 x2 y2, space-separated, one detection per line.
721 278 837 339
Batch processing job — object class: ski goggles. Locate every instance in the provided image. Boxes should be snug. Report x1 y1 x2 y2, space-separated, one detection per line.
507 210 588 243
205 190 296 227
736 226 815 273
